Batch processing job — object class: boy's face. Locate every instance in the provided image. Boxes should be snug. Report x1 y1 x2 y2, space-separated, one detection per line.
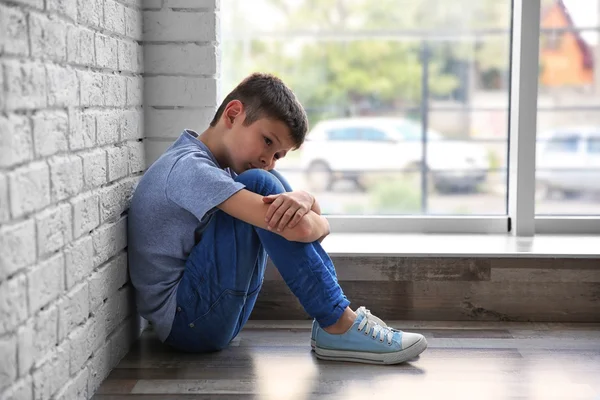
223 104 296 174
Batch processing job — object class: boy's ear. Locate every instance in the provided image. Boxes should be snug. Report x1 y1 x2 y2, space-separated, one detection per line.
223 100 244 128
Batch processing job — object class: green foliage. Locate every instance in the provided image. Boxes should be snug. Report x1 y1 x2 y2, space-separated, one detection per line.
369 178 422 214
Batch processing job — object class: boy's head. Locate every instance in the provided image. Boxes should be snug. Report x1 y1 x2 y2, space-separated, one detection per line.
210 73 309 173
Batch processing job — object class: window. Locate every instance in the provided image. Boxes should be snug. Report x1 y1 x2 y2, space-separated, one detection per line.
221 0 511 218
544 135 580 153
361 128 388 142
587 137 600 153
220 0 600 234
535 0 600 217
327 128 361 141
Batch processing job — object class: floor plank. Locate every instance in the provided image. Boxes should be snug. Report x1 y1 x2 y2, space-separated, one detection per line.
94 322 600 400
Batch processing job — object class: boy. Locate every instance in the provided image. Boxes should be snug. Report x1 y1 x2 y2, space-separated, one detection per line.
128 73 427 364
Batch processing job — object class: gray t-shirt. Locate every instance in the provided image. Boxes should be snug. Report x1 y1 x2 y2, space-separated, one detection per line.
128 129 245 341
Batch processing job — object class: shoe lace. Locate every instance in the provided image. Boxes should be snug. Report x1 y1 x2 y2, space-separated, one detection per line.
356 307 395 345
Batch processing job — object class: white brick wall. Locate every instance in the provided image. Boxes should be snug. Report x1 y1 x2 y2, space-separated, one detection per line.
143 0 220 166
0 0 147 398
2 0 220 397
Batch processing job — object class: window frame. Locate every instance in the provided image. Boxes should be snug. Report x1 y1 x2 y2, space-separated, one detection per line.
323 0 600 236
219 0 600 235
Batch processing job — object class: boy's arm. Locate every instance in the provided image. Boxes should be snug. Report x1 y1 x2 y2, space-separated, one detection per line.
217 189 329 243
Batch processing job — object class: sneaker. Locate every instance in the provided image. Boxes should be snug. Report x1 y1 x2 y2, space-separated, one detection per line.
311 319 318 350
312 306 427 364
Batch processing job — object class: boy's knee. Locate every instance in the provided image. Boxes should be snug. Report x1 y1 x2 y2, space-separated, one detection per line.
236 169 285 196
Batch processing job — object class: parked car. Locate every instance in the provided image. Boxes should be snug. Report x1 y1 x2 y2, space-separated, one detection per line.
536 127 600 199
299 117 490 193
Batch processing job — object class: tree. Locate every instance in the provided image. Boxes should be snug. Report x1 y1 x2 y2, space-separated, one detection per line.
220 0 516 123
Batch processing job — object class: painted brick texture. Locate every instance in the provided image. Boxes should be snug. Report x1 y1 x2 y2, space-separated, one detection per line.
0 0 150 398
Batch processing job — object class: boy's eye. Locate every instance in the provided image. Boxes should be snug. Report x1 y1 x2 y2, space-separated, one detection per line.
264 137 272 146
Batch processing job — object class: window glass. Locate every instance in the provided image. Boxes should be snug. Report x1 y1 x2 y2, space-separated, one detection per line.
535 0 600 215
221 0 511 215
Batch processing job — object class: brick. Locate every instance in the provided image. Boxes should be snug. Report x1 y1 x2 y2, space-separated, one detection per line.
58 282 89 341
0 220 36 280
124 5 143 40
79 71 104 107
68 319 93 375
143 10 216 41
104 0 126 34
0 4 29 56
68 108 96 150
126 76 143 106
4 60 47 110
121 0 141 7
64 236 94 289
0 274 28 336
1 376 33 400
107 145 129 182
96 111 121 145
71 191 100 239
28 253 65 312
165 0 215 6
32 342 70 400
145 107 214 138
77 0 102 27
121 110 143 140
99 285 132 336
108 317 135 367
86 341 110 395
7 0 44 8
127 141 145 174
103 74 127 107
92 218 127 267
145 76 217 107
99 179 135 223
29 12 68 62
95 34 119 70
142 0 163 9
47 0 78 21
8 161 50 217
46 64 79 107
0 63 3 111
145 139 171 167
89 252 128 311
0 335 17 392
82 149 107 189
67 26 95 65
118 39 143 73
35 203 72 257
49 155 84 202
0 174 8 223
17 306 58 376
0 113 33 168
54 367 88 400
32 110 69 157
145 43 216 75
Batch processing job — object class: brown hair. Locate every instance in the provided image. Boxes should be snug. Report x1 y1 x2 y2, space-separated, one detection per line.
210 73 309 149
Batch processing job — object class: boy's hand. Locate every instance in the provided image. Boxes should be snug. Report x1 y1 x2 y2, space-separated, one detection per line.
263 191 315 232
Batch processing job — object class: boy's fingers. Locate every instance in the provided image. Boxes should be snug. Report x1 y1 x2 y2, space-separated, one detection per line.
288 209 306 228
278 208 297 231
269 203 288 228
265 197 284 221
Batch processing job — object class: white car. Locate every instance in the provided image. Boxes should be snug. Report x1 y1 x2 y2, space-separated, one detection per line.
536 127 600 198
299 117 489 192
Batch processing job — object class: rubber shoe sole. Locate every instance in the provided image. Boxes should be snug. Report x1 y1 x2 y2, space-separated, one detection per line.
313 335 427 365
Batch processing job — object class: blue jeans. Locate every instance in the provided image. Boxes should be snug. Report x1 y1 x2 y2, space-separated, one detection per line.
165 169 350 352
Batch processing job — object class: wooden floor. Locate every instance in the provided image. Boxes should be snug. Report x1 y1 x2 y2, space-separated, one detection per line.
93 321 600 400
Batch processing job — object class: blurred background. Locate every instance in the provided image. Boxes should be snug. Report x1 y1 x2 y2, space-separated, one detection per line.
220 0 600 216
